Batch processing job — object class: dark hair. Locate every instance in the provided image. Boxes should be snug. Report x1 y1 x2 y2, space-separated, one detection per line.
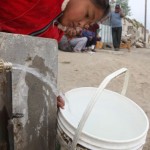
91 0 110 17
115 4 120 8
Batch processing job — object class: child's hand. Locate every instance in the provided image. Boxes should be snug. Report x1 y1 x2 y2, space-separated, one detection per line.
57 95 65 109
119 8 125 17
65 27 77 38
65 27 82 38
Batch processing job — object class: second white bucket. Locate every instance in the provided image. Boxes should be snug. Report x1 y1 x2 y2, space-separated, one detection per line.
57 68 149 150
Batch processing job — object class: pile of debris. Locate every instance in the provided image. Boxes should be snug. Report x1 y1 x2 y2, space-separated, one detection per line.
121 33 146 48
122 17 150 49
135 38 145 48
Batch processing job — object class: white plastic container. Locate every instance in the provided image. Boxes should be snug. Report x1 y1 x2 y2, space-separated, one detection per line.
57 68 149 150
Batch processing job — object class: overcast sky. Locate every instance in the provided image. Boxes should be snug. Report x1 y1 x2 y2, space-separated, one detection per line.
128 0 150 30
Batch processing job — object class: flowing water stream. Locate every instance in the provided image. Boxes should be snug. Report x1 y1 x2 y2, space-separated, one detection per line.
12 63 58 95
12 64 70 108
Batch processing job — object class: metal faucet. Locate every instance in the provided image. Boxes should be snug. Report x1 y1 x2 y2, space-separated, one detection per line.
0 59 12 73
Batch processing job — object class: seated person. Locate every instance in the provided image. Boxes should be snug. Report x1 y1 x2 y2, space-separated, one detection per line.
81 24 101 51
69 36 88 52
59 35 74 52
59 35 88 52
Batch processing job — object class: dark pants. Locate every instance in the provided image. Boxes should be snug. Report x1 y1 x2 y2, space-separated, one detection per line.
86 37 101 47
112 27 122 48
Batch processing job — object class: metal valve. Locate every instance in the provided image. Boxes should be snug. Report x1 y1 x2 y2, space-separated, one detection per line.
0 59 12 73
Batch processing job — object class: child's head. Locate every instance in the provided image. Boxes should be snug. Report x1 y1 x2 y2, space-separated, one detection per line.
59 0 110 28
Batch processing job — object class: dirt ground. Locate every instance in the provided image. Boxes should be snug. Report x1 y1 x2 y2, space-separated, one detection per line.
58 48 150 150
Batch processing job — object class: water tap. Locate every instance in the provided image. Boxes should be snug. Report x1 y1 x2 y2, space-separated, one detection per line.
0 59 12 73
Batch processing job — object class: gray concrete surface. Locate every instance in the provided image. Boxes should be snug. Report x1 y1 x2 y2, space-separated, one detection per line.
0 32 58 150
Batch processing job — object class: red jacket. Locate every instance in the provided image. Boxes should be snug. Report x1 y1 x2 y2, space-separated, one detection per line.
0 0 64 41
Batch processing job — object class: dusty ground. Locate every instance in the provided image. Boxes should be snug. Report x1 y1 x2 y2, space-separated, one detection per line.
58 48 150 150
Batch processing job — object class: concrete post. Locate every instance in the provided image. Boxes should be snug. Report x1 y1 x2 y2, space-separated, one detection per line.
0 32 58 150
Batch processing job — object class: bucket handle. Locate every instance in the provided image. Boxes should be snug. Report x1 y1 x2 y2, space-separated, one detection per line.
71 68 129 149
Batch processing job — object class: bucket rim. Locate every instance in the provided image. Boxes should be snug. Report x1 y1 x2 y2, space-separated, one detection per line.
59 87 149 144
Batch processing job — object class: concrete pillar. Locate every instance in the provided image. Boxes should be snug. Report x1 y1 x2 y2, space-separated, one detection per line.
0 32 58 150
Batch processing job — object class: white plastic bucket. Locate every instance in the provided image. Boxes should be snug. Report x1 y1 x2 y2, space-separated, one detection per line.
57 68 149 150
